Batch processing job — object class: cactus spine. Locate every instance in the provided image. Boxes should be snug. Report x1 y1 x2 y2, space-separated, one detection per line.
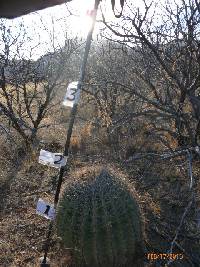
56 167 144 267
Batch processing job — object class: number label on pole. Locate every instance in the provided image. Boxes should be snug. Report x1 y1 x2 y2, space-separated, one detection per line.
62 81 80 107
39 149 67 168
36 198 55 220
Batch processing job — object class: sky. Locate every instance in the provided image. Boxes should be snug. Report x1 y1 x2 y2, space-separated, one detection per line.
0 0 171 60
0 0 120 59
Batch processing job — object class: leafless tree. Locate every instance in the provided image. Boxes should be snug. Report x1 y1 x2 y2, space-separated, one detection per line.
83 40 143 152
101 0 200 150
0 18 79 150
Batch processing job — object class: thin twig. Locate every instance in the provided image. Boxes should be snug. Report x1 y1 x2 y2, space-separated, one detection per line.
166 194 194 266
186 150 193 189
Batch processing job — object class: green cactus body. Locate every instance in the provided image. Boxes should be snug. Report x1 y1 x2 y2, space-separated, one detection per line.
56 167 144 267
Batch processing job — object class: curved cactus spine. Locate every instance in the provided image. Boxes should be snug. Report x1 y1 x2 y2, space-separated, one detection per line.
56 167 144 267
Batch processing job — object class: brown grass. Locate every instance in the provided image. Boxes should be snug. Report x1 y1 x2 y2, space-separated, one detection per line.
0 87 199 267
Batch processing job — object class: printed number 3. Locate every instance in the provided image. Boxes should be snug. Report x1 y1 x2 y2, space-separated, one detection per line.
67 87 77 101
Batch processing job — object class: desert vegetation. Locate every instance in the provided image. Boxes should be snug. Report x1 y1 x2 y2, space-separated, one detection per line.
0 0 200 266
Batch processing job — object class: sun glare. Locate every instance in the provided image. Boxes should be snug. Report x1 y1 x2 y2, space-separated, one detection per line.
71 12 93 37
69 0 95 37
10 0 117 59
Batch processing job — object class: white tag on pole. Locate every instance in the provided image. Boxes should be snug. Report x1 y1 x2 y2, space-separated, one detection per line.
39 149 67 168
62 81 80 107
36 198 55 220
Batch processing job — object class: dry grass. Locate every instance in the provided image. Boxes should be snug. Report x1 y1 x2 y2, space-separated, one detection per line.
0 88 199 267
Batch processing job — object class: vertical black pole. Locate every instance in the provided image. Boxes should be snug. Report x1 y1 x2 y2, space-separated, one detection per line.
40 1 100 265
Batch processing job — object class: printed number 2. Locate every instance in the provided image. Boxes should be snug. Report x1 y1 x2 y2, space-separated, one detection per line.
54 155 63 164
67 87 77 101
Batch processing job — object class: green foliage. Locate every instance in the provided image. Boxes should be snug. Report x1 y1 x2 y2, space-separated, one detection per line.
56 167 144 267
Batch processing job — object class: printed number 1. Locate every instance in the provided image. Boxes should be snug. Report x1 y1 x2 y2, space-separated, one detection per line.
67 87 77 101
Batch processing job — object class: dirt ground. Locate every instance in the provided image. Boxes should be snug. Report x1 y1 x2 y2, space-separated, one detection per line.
0 111 200 266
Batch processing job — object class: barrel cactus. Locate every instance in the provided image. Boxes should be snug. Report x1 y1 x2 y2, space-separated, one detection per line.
56 166 144 267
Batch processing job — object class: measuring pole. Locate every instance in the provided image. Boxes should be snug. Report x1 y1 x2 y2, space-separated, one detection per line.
40 1 100 266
